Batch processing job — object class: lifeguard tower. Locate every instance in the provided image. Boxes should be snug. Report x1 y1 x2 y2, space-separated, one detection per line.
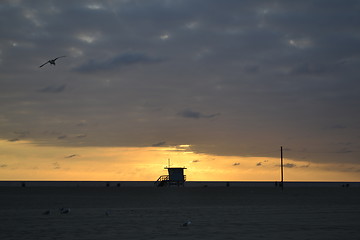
154 161 187 187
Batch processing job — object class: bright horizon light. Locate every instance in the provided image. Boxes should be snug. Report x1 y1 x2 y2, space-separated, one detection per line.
0 140 359 182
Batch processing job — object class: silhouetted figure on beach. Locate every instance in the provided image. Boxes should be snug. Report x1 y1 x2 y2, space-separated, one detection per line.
39 56 66 68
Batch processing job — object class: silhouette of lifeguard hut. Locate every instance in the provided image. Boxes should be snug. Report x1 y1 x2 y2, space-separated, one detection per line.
154 160 186 187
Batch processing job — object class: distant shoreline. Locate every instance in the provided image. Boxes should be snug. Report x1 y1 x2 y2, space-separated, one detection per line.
0 181 359 187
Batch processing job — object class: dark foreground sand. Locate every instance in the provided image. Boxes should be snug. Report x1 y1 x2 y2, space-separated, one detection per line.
0 186 359 240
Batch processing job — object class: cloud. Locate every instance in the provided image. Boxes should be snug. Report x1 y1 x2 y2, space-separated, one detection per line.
75 134 87 139
290 63 326 75
39 84 66 93
13 131 30 138
152 141 167 147
335 148 353 154
284 163 296 168
165 145 192 153
256 160 269 166
8 138 20 142
324 124 347 130
53 162 60 169
7 131 30 142
65 154 78 158
57 134 86 141
76 121 88 127
57 135 67 140
0 164 8 168
74 52 163 72
178 109 220 119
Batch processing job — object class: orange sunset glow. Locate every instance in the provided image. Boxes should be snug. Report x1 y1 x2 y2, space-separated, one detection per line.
1 140 359 182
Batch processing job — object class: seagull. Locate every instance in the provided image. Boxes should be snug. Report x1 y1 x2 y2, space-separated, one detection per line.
42 210 51 215
59 207 71 214
182 220 192 227
39 56 66 68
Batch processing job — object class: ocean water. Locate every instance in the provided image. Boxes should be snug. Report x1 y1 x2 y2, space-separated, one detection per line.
0 181 359 187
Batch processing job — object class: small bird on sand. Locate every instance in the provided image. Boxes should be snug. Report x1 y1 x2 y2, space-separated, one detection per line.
42 210 51 215
39 56 66 68
59 207 71 214
182 220 192 227
105 210 111 216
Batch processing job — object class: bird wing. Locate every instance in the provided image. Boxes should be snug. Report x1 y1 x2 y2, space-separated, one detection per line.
39 61 49 68
54 56 66 60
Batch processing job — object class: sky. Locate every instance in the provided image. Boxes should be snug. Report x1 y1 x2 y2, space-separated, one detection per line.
1 0 360 181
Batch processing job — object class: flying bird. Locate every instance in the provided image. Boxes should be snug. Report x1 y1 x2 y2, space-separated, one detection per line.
39 56 66 68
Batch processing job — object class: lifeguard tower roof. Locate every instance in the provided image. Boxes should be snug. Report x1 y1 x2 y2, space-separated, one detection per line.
164 167 187 169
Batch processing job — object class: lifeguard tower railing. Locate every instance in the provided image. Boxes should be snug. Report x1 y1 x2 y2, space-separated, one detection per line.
154 175 186 187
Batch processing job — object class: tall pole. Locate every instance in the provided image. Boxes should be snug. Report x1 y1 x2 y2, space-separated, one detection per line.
280 146 284 191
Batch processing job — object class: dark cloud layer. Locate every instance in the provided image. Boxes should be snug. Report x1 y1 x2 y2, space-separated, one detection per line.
1 0 360 166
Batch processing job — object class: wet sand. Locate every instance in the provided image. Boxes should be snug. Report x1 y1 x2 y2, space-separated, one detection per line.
0 186 359 239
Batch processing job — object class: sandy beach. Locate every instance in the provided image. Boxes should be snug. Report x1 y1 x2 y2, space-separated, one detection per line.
0 186 359 240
